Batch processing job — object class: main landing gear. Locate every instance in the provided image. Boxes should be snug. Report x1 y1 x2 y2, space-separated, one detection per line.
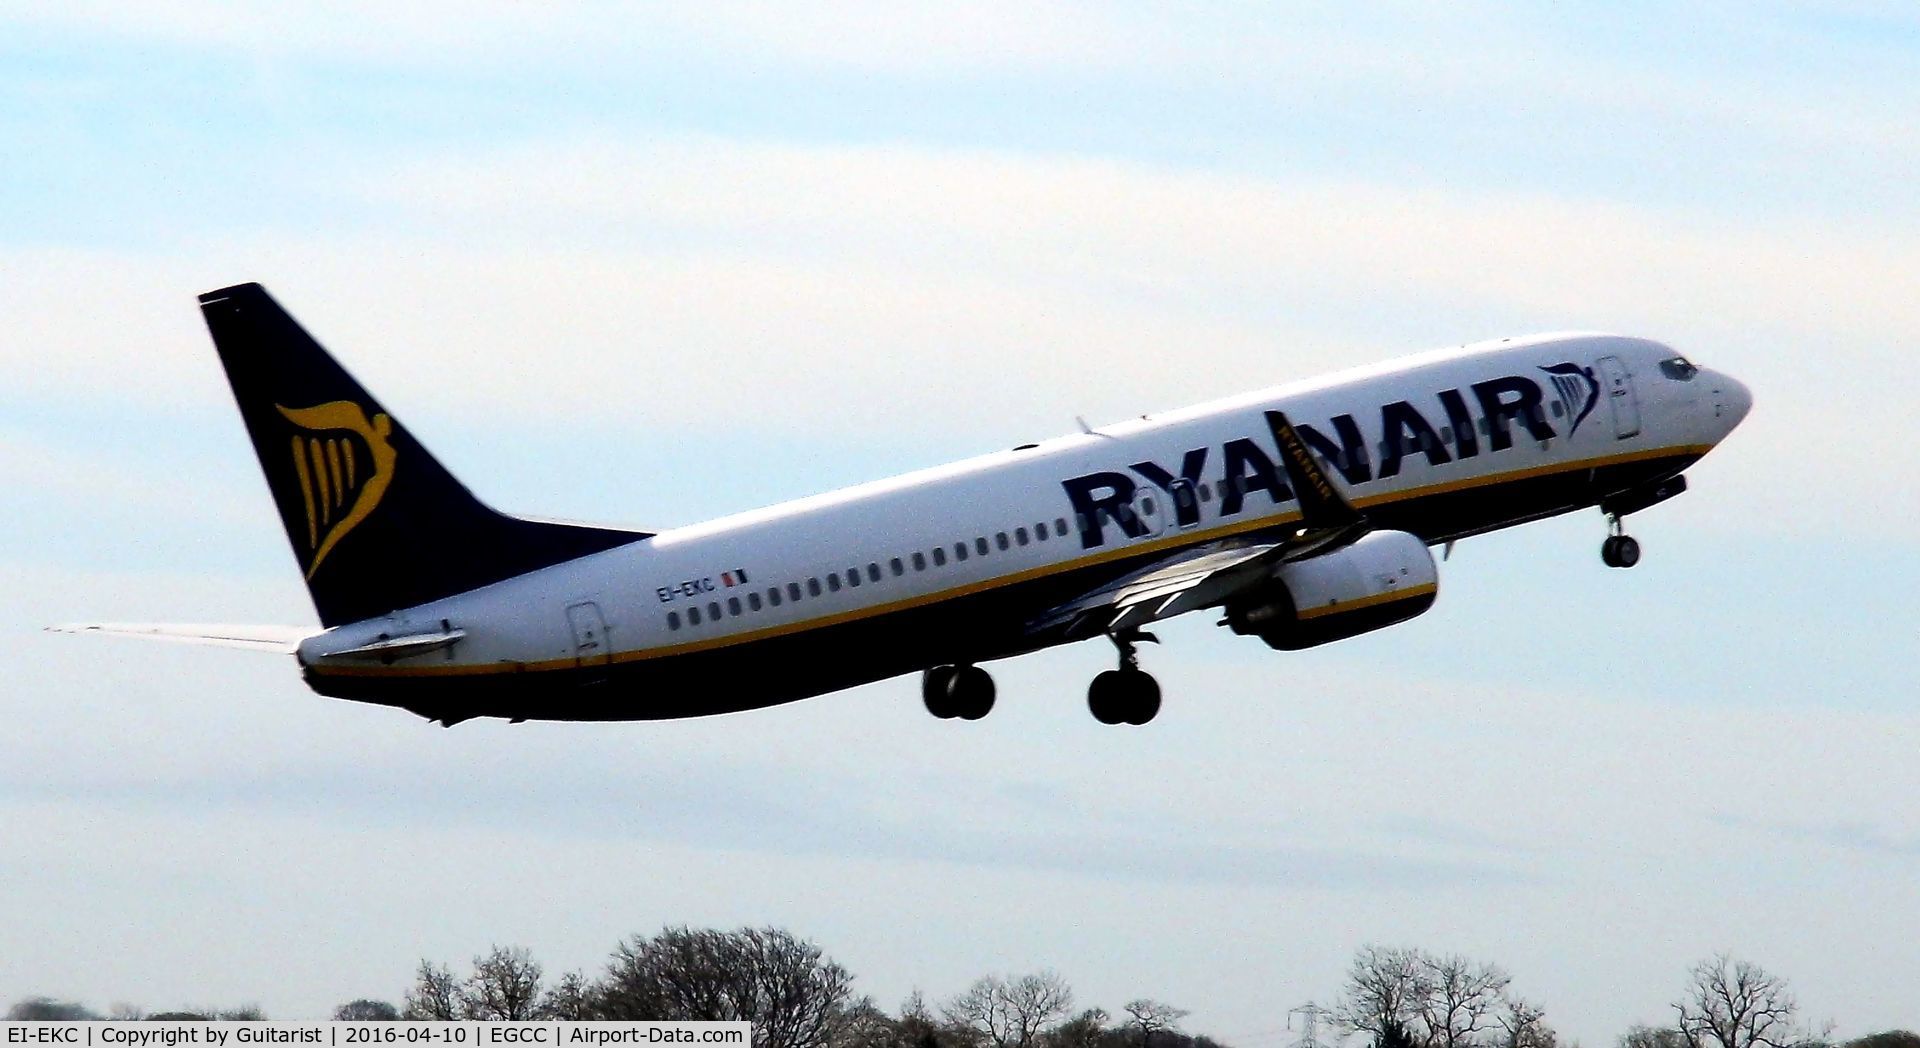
1088 629 1161 726
922 630 1163 725
923 663 995 720
1600 513 1642 569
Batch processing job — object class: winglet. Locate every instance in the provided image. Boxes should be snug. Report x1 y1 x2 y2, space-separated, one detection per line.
1265 410 1365 529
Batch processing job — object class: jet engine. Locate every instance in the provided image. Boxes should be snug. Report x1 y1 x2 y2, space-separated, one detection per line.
1224 529 1439 650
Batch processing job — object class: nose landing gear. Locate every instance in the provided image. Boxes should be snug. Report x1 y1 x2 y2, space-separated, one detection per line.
1600 513 1641 568
1088 629 1162 725
923 664 995 720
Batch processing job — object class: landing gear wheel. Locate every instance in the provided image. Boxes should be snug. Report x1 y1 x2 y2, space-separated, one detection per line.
1601 513 1641 569
1087 668 1161 725
1090 629 1163 725
952 665 996 720
1601 534 1641 569
1088 670 1131 725
1120 673 1161 725
922 665 960 718
924 664 995 720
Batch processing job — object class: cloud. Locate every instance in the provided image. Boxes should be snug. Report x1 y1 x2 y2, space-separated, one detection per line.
7 136 1910 538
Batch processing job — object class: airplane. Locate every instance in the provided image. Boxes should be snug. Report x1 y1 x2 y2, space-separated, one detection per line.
53 283 1752 726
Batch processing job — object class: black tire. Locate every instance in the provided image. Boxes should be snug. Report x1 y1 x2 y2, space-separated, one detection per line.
953 665 996 720
1121 672 1162 725
1613 535 1641 568
1087 670 1129 725
1600 536 1622 567
922 665 960 718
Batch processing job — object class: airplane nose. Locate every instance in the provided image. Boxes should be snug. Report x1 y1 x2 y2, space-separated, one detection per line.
1713 371 1752 432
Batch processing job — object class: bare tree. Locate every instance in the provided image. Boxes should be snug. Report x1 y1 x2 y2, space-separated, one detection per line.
1844 1036 1920 1048
897 991 947 1048
7 999 100 1021
540 971 596 1021
1124 1001 1191 1048
1622 1026 1688 1048
597 926 852 1048
830 997 902 1048
1339 947 1429 1044
462 945 545 1020
1495 999 1554 1048
333 999 400 1021
1053 1009 1113 1048
943 973 1073 1048
1674 956 1810 1048
945 978 1013 1048
1417 955 1510 1048
404 961 463 1020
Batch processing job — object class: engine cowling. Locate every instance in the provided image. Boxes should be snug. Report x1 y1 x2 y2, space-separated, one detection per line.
1224 529 1439 650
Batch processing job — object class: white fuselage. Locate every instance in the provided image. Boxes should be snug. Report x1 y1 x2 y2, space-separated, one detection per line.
297 333 1748 719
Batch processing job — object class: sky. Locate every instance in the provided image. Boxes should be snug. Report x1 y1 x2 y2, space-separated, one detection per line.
3 1 1918 1041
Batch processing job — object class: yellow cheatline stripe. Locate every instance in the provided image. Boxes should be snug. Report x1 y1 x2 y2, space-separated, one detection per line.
1295 582 1437 620
289 436 318 550
311 442 1709 680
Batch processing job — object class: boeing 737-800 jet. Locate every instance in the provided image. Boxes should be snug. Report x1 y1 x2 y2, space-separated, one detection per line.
55 283 1752 726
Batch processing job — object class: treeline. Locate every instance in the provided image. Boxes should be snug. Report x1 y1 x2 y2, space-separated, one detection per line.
7 929 1915 1048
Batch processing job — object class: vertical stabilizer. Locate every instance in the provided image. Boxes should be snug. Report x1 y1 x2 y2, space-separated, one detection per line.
200 283 646 626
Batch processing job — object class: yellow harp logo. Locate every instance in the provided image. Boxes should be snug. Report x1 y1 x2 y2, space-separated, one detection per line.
277 401 397 579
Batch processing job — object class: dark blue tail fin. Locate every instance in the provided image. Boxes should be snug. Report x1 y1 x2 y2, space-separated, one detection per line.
199 283 646 626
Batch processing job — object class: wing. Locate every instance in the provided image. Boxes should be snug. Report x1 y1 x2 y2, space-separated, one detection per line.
1031 410 1374 640
45 622 317 654
1028 539 1292 638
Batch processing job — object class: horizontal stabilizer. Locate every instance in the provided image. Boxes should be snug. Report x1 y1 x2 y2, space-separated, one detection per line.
313 627 466 662
46 622 315 653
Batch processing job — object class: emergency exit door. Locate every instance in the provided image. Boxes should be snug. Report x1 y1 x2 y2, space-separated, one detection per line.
566 601 611 667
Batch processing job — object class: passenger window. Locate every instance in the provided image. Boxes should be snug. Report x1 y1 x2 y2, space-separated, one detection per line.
845 568 860 588
1141 497 1156 515
769 588 783 607
868 563 882 582
1035 521 1049 540
827 573 842 592
688 606 702 625
1199 483 1212 501
955 543 969 562
808 578 822 597
748 592 762 611
1015 527 1029 546
1479 417 1492 434
788 582 803 602
1056 517 1069 535
1439 425 1453 441
667 611 681 631
976 537 989 556
932 548 946 566
914 551 929 570
996 532 1010 551
891 557 905 576
727 596 741 616
708 601 721 621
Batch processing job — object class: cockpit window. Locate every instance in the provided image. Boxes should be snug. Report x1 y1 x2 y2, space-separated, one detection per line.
1660 356 1699 380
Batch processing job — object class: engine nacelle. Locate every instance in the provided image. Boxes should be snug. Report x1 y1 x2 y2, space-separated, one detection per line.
1225 529 1439 650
